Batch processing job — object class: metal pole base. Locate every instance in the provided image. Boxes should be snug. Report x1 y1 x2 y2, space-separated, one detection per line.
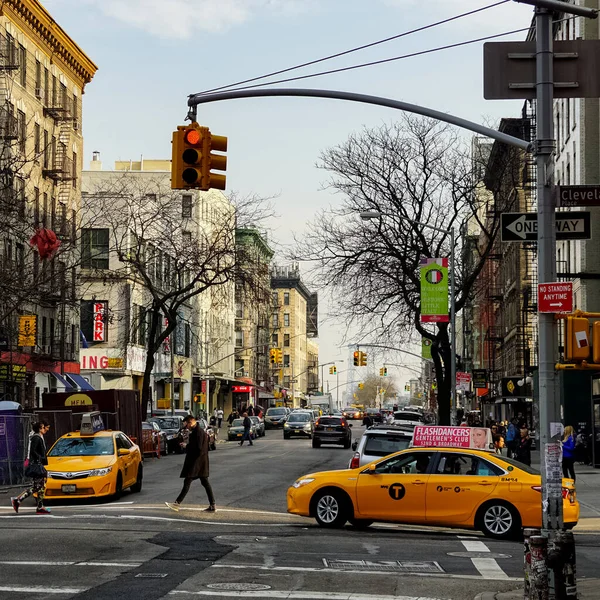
529 535 549 600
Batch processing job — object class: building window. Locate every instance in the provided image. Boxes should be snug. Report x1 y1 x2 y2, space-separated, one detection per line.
35 60 41 95
19 44 26 88
15 177 25 217
43 130 49 169
34 123 40 158
44 67 49 105
42 192 48 226
235 329 243 348
81 228 110 269
283 375 290 388
272 291 278 306
284 292 290 305
72 151 77 187
235 302 243 319
15 243 24 271
283 354 290 367
272 333 278 346
17 110 25 154
133 304 147 346
182 231 191 246
284 333 290 347
283 313 290 327
272 313 279 328
182 194 192 217
41 316 47 345
34 187 40 225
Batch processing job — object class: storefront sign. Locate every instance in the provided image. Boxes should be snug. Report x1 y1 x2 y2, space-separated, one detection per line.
93 302 107 342
472 369 488 389
413 426 493 450
80 349 124 370
232 385 252 393
456 372 472 392
18 315 37 347
65 394 93 407
0 364 26 382
420 258 449 323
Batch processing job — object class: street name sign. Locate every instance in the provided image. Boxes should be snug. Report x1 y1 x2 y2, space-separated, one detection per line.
557 185 600 207
501 211 591 242
537 282 573 313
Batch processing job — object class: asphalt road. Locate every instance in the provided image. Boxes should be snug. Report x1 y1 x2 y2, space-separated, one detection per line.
1 424 599 600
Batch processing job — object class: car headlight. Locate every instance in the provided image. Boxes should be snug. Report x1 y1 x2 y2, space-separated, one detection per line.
89 467 113 477
284 423 290 428
304 424 312 430
292 478 315 488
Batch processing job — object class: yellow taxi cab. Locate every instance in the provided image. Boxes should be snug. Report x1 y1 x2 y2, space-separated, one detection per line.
45 412 143 500
287 427 579 539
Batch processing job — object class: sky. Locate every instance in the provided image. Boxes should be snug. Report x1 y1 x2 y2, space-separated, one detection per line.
41 0 537 397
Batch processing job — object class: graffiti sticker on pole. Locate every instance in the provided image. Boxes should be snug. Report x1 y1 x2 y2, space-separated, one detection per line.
420 258 449 323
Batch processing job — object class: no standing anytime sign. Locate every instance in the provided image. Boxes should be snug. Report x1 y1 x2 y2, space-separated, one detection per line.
537 282 573 313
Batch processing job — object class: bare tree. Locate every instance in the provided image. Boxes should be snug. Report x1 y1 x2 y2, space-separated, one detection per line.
81 175 273 417
295 115 523 425
354 373 397 407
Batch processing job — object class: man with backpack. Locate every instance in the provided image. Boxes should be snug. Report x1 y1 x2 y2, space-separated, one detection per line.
505 418 519 458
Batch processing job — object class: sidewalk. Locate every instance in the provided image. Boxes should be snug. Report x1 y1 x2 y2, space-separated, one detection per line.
474 578 600 600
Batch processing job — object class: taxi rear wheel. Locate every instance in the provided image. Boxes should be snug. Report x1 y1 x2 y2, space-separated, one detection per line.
313 490 348 528
478 501 521 539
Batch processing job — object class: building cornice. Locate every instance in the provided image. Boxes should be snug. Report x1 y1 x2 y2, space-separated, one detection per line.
1 0 98 89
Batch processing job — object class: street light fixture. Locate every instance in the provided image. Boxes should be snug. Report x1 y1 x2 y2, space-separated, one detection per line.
359 210 457 423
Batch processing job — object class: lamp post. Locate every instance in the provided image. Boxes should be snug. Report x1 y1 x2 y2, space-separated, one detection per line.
359 211 457 424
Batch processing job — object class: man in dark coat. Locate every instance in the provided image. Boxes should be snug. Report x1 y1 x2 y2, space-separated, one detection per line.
240 412 253 446
166 415 215 512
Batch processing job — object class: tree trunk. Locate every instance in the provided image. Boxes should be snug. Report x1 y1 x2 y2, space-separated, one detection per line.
141 308 161 420
431 323 452 426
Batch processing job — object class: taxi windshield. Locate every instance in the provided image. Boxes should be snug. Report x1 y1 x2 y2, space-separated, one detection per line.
49 437 114 457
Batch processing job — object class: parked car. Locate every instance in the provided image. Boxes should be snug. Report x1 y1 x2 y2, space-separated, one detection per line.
250 416 265 437
227 418 257 441
312 416 352 448
284 412 314 439
142 421 167 457
349 423 414 468
264 407 289 429
148 416 185 454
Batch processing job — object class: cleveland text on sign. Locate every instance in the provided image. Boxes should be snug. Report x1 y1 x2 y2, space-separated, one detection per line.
557 185 600 207
501 211 592 242
537 282 573 314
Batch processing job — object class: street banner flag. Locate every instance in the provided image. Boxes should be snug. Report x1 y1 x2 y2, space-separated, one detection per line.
420 258 449 323
422 338 432 359
18 315 37 347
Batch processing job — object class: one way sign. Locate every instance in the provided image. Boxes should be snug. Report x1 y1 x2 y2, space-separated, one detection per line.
501 211 591 242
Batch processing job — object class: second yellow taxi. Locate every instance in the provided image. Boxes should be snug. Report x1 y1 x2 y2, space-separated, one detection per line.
287 445 578 539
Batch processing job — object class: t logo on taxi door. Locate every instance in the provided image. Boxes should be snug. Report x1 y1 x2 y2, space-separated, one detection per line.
389 483 405 500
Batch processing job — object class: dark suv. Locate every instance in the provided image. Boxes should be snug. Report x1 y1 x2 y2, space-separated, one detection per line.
312 416 352 448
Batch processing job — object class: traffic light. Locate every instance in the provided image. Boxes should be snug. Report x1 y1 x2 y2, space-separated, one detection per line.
333 365 337 374
379 368 384 376
404 384 410 391
270 348 277 365
358 382 364 389
383 367 388 377
329 366 334 375
565 316 590 361
359 352 367 367
353 351 360 366
275 348 283 364
202 131 228 191
171 123 227 191
594 322 600 363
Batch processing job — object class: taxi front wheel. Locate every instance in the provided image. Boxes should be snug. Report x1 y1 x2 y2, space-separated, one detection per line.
313 490 348 528
478 501 521 539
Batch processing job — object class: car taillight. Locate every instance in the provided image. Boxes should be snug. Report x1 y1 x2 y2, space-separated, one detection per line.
315 419 320 426
350 453 360 469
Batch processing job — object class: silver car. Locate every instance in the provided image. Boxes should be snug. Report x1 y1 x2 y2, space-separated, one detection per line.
250 416 265 437
348 424 413 468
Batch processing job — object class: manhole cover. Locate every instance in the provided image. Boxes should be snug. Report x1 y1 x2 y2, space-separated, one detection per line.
207 583 272 591
322 559 444 573
448 551 512 559
135 573 168 578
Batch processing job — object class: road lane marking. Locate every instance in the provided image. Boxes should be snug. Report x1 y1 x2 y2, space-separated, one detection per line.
0 585 87 594
170 591 442 599
460 540 509 580
0 560 142 567
209 563 520 581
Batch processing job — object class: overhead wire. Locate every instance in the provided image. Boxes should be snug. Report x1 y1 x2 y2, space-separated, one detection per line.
195 0 511 95
197 26 531 94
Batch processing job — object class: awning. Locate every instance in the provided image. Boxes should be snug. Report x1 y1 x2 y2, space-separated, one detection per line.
51 372 75 391
65 373 95 391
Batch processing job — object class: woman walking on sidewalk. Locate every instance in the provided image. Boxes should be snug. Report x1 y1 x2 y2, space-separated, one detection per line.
11 420 51 515
562 425 577 481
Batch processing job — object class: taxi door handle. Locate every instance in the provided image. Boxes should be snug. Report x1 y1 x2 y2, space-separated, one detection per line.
478 481 493 486
411 480 425 485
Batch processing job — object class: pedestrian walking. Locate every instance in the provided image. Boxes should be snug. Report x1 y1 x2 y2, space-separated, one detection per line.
165 415 215 512
11 420 51 515
504 419 519 459
561 425 577 481
217 408 224 428
240 412 253 446
515 427 532 466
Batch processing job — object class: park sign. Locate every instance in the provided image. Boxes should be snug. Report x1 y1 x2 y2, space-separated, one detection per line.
420 258 449 323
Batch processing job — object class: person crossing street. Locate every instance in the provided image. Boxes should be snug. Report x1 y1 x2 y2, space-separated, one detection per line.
240 412 253 446
165 415 215 512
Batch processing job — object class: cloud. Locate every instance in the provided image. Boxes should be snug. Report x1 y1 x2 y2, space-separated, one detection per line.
56 0 314 39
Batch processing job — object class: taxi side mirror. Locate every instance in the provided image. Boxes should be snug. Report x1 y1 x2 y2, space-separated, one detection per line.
351 441 358 451
118 448 131 456
363 465 376 475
